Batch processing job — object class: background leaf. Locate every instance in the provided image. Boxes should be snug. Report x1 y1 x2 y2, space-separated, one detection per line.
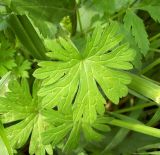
124 9 149 55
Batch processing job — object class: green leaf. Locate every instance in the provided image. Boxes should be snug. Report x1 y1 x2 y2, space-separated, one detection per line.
30 17 57 39
42 109 78 151
102 110 142 154
10 0 76 24
147 107 160 126
42 109 110 152
140 0 160 5
42 109 73 146
7 14 47 59
29 115 53 155
124 9 149 55
140 5 160 23
0 72 12 97
13 54 31 78
82 122 105 142
0 79 53 155
34 23 135 124
5 0 76 38
0 121 13 155
0 35 16 76
63 121 81 152
119 23 142 69
1 0 11 6
6 115 35 149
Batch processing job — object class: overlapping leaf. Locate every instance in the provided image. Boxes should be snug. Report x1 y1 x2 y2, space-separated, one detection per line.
7 0 76 37
0 79 53 155
9 0 75 24
34 23 135 124
42 109 110 152
124 10 149 55
13 54 31 78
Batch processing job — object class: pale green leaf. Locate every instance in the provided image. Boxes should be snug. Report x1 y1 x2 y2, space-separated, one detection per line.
0 79 53 155
6 115 35 149
0 72 12 97
29 115 53 155
0 121 13 155
42 109 111 151
34 23 135 124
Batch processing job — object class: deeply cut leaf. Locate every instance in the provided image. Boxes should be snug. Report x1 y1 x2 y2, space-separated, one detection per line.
124 9 149 55
34 23 135 124
42 109 110 152
0 79 53 155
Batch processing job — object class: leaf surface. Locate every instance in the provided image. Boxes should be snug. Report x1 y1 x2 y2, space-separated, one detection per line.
0 79 53 155
34 23 135 124
124 10 149 55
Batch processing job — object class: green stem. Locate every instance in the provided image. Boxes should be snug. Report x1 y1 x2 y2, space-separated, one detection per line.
149 33 160 42
102 110 141 154
107 118 160 138
18 15 47 59
150 48 160 53
115 102 156 113
147 107 160 126
141 58 160 74
110 9 126 20
128 73 160 104
7 14 47 60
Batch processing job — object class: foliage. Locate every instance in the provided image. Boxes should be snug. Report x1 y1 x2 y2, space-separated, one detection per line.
0 0 160 155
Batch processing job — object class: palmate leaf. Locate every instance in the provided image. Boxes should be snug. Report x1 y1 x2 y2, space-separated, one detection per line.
0 79 53 155
34 22 135 124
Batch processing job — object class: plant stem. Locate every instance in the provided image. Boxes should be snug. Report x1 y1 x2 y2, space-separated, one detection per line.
128 73 160 104
110 9 126 20
107 118 160 138
115 102 156 113
7 14 47 60
149 33 160 42
141 58 160 74
150 48 160 53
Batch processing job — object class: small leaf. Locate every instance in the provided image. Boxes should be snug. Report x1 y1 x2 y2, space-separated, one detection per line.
124 9 149 55
13 54 31 78
0 36 16 76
